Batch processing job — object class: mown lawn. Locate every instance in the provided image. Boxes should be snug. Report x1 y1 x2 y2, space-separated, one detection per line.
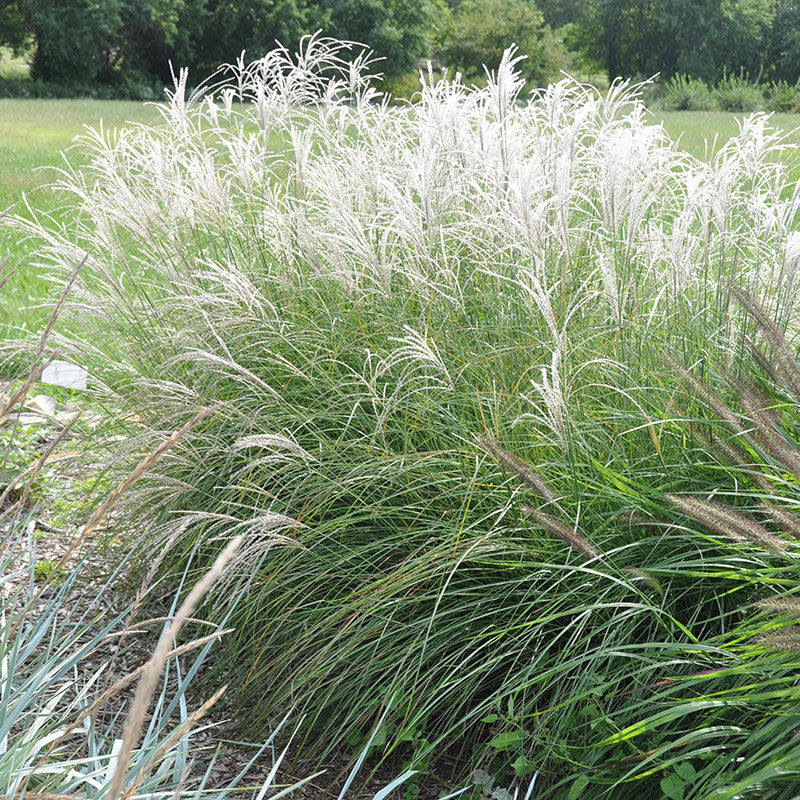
656 110 800 155
0 100 162 336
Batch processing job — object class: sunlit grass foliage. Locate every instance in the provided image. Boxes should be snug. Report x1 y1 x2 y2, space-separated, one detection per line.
8 35 800 797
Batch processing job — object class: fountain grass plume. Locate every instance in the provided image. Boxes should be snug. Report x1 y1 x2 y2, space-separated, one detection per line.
754 596 800 615
476 434 558 502
665 493 787 552
522 505 601 559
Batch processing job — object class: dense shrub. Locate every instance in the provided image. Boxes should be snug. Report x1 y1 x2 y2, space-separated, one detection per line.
649 72 800 112
713 71 765 111
766 79 800 112
659 73 715 110
436 0 568 84
0 76 162 100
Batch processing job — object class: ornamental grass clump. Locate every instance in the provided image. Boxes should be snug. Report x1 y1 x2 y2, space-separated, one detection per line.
477 296 800 797
10 35 800 797
0 264 313 800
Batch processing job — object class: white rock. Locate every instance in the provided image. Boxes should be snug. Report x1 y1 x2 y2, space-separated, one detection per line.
41 360 88 390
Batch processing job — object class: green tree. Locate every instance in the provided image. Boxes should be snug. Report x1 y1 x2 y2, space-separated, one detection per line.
655 0 773 80
1 0 203 85
25 0 122 83
325 0 447 77
438 0 566 83
720 0 774 75
116 0 203 84
542 0 660 78
187 0 325 77
535 0 586 28
770 2 800 81
0 0 29 57
3 0 448 88
567 0 775 82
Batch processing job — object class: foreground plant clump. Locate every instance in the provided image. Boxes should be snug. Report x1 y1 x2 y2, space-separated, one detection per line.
10 35 800 798
0 266 308 800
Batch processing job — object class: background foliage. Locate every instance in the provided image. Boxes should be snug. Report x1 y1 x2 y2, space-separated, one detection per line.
3 0 800 95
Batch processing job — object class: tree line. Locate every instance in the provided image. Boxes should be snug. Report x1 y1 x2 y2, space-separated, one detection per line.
1 0 799 92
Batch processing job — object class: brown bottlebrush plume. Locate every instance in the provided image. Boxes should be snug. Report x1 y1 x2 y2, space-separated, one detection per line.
753 596 800 615
748 339 789 391
477 434 558 502
732 383 800 477
662 353 749 438
731 285 800 401
691 426 777 492
522 505 601 559
665 493 787 552
685 394 800 541
759 501 800 543
754 626 800 653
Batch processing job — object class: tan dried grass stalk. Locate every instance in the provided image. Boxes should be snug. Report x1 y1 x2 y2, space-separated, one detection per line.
0 261 14 293
107 534 242 800
665 493 786 552
477 435 558 502
522 505 601 559
121 685 227 800
103 526 190 690
754 626 800 653
14 412 81 512
0 416 79 541
29 257 86 368
82 407 213 538
43 628 232 756
2 794 83 800
0 255 84 436
0 355 55 427
6 409 215 644
0 255 87 427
